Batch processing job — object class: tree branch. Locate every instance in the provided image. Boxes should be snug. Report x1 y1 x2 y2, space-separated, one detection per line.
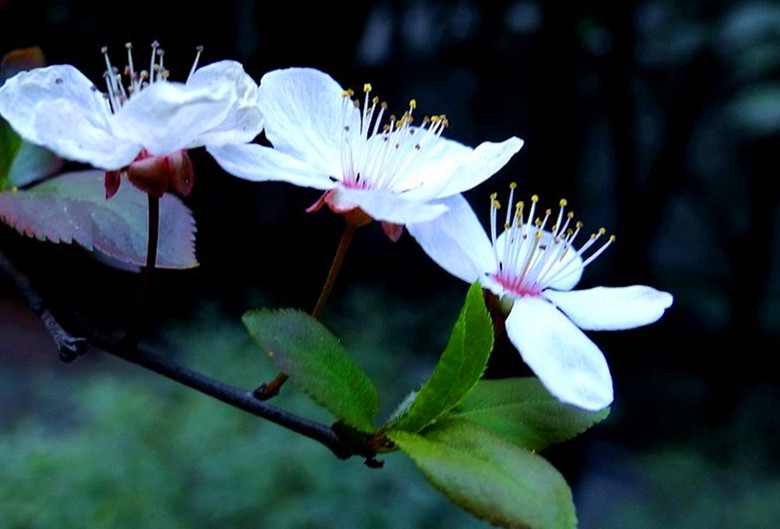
0 245 380 464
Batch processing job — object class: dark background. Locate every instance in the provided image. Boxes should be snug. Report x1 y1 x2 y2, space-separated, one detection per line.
1 1 779 527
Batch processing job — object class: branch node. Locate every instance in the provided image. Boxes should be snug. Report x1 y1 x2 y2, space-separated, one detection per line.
364 457 384 469
252 383 279 400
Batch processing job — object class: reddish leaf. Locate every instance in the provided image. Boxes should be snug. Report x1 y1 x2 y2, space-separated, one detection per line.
0 170 197 270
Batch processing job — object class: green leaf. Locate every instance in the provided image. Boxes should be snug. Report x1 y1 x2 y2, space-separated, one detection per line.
387 282 493 433
0 170 197 270
242 309 379 433
390 419 576 529
444 378 610 451
0 119 23 190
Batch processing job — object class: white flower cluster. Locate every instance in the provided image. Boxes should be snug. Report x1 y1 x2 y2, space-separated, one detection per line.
0 42 672 411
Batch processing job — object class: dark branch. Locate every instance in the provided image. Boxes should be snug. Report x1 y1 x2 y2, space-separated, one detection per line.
0 245 379 464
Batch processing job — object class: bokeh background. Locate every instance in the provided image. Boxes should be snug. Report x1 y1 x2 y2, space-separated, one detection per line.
1 1 779 527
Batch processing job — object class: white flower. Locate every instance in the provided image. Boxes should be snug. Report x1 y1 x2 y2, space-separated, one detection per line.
408 189 673 411
0 42 263 195
207 67 523 232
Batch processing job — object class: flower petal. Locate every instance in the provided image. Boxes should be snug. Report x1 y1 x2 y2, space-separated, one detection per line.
332 186 448 224
0 65 140 168
185 60 264 146
407 194 495 283
257 67 346 176
112 79 235 155
544 285 674 331
207 143 333 189
505 296 613 411
425 136 524 199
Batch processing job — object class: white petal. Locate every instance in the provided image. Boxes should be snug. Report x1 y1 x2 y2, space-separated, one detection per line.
544 285 674 331
207 143 333 189
112 79 235 155
0 65 107 143
427 136 524 198
505 296 613 411
387 133 474 196
0 65 139 168
185 60 264 146
257 67 345 176
33 99 141 169
407 194 495 284
333 186 448 224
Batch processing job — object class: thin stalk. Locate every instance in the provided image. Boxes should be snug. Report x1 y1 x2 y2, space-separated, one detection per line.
254 220 359 400
125 193 160 344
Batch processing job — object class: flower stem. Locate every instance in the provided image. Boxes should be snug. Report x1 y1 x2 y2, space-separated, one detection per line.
125 193 160 345
254 219 360 400
312 219 359 319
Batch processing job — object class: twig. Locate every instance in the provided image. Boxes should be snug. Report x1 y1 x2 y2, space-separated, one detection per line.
0 245 380 464
254 219 359 400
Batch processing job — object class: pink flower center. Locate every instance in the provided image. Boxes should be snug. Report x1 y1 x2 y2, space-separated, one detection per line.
488 185 615 298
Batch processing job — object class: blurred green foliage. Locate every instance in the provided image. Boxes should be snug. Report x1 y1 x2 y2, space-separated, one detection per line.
0 289 493 529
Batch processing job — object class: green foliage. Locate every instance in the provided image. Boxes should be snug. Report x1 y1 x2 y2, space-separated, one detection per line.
1 304 493 529
386 282 493 433
0 118 22 190
444 377 610 451
390 419 576 529
242 308 379 433
0 170 197 269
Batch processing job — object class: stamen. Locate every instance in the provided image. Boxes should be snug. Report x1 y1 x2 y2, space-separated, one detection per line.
187 45 204 82
150 40 159 82
487 192 615 297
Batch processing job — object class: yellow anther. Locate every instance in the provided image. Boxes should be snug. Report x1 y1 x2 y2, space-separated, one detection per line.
545 208 552 216
381 101 388 110
509 182 517 189
534 218 542 226
409 99 417 109
430 115 440 122
490 192 498 200
609 235 616 242
11 186 19 194
341 90 351 98
598 227 606 235
363 83 372 93
492 200 501 209
531 194 539 203
372 96 379 104
567 212 574 219
576 221 583 229
535 230 543 239
559 198 568 207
